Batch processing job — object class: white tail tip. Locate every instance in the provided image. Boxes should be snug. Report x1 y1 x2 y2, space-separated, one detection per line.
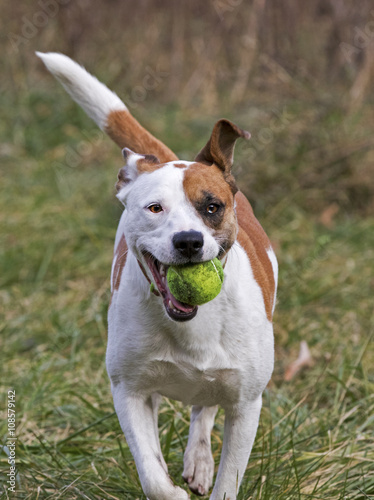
36 51 127 130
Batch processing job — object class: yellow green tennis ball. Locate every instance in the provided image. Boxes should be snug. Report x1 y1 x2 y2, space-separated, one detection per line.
167 258 224 306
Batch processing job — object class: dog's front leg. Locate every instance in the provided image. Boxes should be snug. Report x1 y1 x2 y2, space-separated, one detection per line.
112 383 189 500
182 405 218 496
210 397 262 500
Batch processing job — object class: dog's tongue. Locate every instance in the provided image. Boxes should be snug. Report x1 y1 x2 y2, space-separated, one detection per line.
166 288 195 313
144 255 195 314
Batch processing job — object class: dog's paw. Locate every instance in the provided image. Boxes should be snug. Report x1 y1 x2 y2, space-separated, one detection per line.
146 484 190 500
173 485 190 500
182 441 215 496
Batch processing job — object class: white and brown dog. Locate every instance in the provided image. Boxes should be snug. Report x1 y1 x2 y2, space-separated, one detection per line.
37 52 277 500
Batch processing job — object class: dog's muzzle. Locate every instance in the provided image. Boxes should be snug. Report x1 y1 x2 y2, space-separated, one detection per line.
141 254 198 322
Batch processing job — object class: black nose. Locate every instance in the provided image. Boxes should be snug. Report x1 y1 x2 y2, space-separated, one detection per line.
173 231 204 258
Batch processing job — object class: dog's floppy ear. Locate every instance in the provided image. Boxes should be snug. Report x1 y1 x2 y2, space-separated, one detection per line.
195 119 250 191
116 148 160 199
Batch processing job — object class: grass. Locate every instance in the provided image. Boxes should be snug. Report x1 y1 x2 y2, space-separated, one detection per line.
0 88 373 499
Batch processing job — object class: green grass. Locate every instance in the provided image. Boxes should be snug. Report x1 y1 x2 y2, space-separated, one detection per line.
1 90 373 499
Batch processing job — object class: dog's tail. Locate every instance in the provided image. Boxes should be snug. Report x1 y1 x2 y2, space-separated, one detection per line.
36 52 178 163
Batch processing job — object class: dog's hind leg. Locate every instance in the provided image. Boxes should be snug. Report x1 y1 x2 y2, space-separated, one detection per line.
182 405 218 496
112 384 189 500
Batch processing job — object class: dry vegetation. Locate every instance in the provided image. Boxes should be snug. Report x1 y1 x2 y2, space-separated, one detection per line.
2 0 374 216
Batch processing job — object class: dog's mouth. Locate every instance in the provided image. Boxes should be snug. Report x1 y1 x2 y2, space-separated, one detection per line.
143 253 198 322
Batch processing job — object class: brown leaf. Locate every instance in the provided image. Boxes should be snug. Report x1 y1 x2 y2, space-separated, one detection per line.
284 341 314 381
319 203 339 228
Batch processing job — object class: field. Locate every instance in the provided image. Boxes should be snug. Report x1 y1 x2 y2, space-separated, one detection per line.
1 1 374 498
1 85 373 499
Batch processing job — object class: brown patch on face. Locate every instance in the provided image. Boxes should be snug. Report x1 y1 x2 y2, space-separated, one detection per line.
111 234 128 293
235 191 275 321
183 162 238 256
106 110 178 163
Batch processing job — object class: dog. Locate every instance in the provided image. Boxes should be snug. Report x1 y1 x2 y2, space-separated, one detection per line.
37 52 278 500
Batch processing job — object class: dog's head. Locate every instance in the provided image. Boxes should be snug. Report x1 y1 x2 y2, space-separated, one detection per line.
116 119 250 322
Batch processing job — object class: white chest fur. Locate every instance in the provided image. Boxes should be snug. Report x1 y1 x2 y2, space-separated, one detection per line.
107 241 274 409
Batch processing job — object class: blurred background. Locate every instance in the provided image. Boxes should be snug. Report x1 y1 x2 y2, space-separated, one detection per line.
1 1 373 498
3 0 374 212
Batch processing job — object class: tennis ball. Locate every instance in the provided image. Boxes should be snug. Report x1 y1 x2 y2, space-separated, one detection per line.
167 258 224 306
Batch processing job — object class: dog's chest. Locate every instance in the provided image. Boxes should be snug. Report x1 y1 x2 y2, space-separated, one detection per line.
137 358 241 407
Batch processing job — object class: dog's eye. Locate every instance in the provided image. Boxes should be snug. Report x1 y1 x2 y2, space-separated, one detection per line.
207 204 219 214
147 203 163 213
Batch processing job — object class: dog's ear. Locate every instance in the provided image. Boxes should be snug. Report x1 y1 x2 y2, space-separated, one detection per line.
195 119 250 191
116 148 160 200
